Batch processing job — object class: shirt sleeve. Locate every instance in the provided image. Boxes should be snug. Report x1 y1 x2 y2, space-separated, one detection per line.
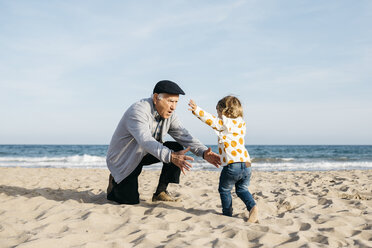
125 105 172 163
192 106 225 132
168 113 208 158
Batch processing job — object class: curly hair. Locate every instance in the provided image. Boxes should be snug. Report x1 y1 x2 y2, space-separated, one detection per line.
216 95 243 118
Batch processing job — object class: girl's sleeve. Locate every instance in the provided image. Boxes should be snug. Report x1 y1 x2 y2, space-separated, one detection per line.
191 106 224 131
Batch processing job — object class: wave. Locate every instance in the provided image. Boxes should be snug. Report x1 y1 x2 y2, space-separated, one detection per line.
1 155 372 171
251 158 295 163
197 161 372 171
144 160 372 172
251 161 372 171
0 155 106 168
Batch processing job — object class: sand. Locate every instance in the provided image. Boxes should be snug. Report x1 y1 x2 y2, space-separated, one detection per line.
0 167 371 247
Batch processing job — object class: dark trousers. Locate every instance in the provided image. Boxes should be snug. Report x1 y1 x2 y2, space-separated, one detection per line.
107 141 183 204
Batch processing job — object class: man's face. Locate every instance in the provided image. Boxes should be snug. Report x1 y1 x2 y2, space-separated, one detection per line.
153 93 179 119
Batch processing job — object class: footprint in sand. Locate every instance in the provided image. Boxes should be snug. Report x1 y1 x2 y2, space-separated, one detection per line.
253 191 269 199
182 216 192 221
250 225 270 232
358 230 372 242
318 197 333 206
318 227 334 232
340 185 349 192
299 223 311 231
362 223 371 230
310 234 328 244
273 217 294 226
313 214 328 224
59 225 69 233
279 233 300 245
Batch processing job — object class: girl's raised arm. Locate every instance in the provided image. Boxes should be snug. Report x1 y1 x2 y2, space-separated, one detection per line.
188 99 224 131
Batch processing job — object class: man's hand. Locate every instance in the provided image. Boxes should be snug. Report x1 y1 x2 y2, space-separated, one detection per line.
203 148 221 168
171 147 194 175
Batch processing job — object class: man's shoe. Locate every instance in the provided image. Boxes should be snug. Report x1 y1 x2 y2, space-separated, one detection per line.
152 191 181 202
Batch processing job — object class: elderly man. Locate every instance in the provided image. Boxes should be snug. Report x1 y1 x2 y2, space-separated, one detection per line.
106 80 221 204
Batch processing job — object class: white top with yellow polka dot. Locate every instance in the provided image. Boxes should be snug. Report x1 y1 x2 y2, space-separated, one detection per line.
192 106 251 166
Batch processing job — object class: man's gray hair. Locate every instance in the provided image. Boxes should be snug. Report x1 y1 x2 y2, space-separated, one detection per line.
152 93 165 100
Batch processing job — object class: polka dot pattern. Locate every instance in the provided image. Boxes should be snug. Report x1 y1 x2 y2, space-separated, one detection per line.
191 105 251 166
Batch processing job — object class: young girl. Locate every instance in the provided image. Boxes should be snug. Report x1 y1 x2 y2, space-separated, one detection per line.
188 96 258 223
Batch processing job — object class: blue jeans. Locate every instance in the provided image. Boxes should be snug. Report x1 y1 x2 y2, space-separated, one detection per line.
218 162 256 216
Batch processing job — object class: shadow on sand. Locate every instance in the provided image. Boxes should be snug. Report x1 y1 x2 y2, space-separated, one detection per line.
0 185 220 217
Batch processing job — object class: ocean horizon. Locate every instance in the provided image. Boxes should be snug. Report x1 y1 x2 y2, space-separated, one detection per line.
1 144 372 172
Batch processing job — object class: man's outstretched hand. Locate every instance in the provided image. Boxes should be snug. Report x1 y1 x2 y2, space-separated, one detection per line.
203 148 221 168
171 147 194 175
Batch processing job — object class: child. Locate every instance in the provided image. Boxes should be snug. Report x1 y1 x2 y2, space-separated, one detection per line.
188 96 258 223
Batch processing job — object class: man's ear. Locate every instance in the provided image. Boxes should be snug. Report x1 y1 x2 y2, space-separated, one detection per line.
153 93 158 105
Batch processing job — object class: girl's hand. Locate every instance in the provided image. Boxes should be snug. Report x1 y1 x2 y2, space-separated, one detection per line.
188 99 197 111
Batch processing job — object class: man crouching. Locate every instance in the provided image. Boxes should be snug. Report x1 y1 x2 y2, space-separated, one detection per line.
106 80 221 204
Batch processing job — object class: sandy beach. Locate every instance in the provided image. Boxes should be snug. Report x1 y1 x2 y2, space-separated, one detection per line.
0 167 371 247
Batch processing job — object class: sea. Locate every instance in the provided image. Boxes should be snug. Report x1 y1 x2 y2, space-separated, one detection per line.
1 145 372 172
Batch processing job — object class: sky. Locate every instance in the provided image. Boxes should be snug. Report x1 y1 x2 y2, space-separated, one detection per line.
1 0 371 145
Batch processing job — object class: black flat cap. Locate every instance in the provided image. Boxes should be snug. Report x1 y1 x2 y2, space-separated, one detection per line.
153 80 185 95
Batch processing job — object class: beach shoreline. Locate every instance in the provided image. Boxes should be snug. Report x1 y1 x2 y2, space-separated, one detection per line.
0 167 371 247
